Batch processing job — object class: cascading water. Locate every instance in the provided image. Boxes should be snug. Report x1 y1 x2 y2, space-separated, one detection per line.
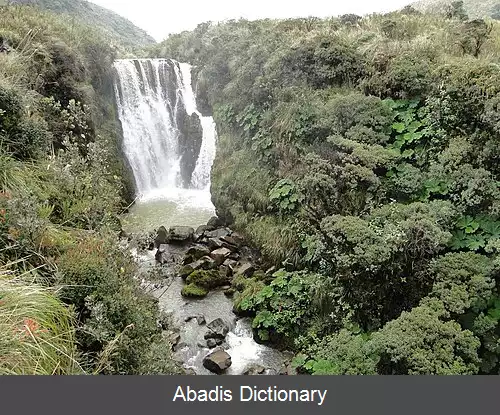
114 58 286 375
113 58 217 201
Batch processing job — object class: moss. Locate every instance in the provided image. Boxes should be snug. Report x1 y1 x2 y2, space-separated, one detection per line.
181 283 208 298
186 269 228 289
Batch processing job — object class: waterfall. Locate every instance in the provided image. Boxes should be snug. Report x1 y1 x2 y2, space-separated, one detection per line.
113 58 217 201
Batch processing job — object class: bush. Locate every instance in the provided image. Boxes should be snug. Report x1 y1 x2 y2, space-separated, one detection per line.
57 236 177 374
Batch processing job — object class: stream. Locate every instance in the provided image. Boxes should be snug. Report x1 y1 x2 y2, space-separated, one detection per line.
114 57 287 374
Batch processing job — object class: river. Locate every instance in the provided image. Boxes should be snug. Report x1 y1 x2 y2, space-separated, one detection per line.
114 58 287 375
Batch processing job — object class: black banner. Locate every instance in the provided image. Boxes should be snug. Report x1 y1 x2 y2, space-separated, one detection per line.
0 376 497 415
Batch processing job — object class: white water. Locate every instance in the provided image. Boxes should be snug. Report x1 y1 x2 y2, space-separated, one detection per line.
113 58 217 202
114 59 285 375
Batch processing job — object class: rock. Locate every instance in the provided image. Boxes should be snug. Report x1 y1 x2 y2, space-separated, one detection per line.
228 252 240 261
181 283 208 298
220 235 239 248
185 368 197 375
206 216 224 231
203 350 232 374
186 245 211 260
236 263 255 278
196 315 206 325
179 112 203 188
196 225 209 235
206 338 218 349
184 316 194 323
205 318 230 340
178 264 195 279
224 287 236 298
155 244 171 264
168 332 181 347
230 232 246 246
154 226 169 248
206 228 231 239
220 240 239 252
206 238 223 251
186 269 228 290
178 257 216 279
223 259 238 269
219 265 232 279
210 247 232 265
168 226 195 243
243 364 266 375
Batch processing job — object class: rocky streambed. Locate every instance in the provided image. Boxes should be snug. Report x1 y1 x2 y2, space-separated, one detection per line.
128 217 294 375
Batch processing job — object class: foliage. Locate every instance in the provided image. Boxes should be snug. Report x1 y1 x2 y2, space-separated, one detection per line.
155 6 500 374
9 0 154 50
0 270 80 374
234 269 321 344
56 236 177 374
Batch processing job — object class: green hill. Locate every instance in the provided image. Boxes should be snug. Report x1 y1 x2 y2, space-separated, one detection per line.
8 0 155 49
413 0 500 19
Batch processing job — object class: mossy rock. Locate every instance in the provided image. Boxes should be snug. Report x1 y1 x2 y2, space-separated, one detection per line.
181 283 208 298
186 269 228 290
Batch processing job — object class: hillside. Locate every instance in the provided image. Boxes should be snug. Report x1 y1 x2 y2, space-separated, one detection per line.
8 0 155 49
0 5 177 374
413 0 500 19
152 11 500 375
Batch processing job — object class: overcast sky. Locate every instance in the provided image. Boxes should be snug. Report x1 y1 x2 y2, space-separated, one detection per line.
89 0 413 41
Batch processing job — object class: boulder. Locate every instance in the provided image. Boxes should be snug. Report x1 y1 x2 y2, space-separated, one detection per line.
186 245 211 260
206 216 224 231
205 318 230 340
196 225 209 235
230 232 246 246
203 350 232 374
178 257 216 279
206 228 231 239
210 247 232 265
181 283 208 298
220 235 239 248
155 244 172 264
154 226 168 248
206 238 223 251
168 226 195 243
196 315 206 325
236 263 255 278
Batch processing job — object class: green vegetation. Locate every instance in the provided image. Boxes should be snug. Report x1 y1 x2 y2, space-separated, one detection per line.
0 4 178 375
8 0 155 50
153 8 500 374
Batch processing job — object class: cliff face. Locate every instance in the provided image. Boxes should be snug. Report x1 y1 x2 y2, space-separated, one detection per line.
8 0 156 49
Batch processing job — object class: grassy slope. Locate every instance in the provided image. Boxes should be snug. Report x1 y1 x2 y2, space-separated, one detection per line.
413 0 500 18
9 0 155 49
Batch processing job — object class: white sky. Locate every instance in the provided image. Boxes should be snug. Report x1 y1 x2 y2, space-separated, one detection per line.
89 0 413 41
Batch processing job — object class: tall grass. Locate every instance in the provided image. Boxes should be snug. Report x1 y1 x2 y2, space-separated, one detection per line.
0 267 81 374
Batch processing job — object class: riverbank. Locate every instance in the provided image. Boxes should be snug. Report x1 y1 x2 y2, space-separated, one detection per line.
127 217 294 375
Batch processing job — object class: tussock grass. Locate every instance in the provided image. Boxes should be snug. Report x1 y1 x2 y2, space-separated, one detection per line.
0 268 81 375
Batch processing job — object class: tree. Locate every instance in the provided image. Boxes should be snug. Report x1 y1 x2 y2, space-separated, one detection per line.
458 19 493 58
